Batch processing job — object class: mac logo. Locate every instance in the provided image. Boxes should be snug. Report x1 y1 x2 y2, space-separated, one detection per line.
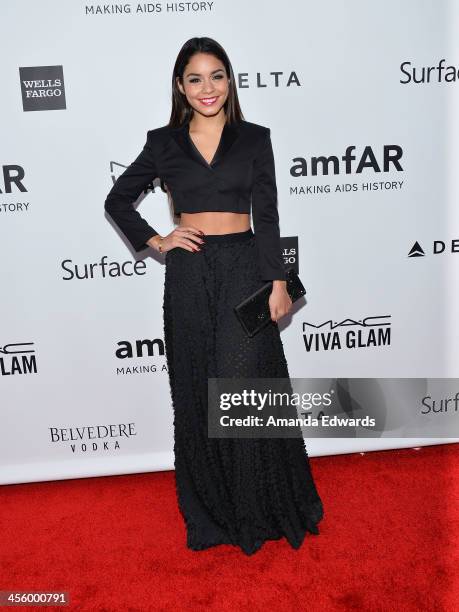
0 342 37 375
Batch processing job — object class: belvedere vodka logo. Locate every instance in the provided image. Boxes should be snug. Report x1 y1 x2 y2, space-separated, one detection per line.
49 423 137 454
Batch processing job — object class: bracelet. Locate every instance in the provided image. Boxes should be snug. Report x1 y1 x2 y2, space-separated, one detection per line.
158 237 164 253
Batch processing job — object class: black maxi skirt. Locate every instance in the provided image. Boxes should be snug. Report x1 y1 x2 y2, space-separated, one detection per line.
163 228 324 555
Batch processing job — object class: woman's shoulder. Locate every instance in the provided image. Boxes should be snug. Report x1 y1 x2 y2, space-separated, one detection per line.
144 124 173 154
238 119 270 137
147 124 171 139
145 119 270 145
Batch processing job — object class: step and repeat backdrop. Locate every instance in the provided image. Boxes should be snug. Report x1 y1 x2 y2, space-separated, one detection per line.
2 0 459 484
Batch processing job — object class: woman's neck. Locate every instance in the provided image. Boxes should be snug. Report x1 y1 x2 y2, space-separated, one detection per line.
189 109 226 133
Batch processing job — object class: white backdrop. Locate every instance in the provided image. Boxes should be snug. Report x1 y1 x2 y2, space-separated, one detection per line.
2 0 459 485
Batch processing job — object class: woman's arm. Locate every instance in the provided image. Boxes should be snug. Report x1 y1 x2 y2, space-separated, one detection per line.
104 130 160 252
252 127 291 321
251 128 287 283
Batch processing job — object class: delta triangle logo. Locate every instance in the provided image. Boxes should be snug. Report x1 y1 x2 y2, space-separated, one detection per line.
408 241 425 257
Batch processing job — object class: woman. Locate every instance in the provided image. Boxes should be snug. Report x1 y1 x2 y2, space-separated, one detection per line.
104 37 324 555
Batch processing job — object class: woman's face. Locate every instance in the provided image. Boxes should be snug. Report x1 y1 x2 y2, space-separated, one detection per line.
177 52 230 118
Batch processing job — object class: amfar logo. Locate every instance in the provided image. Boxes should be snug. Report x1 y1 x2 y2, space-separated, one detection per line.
115 338 167 376
290 145 403 177
0 342 37 376
400 59 459 84
302 315 391 352
85 4 207 15
19 65 66 112
0 165 27 193
408 240 459 258
0 165 30 214
281 236 299 273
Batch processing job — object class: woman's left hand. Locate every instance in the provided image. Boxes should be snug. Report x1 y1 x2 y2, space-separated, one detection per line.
268 281 292 323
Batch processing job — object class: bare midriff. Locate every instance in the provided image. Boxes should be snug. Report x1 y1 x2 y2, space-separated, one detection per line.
179 211 251 235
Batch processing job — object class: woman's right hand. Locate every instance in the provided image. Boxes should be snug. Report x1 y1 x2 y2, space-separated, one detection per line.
152 226 205 253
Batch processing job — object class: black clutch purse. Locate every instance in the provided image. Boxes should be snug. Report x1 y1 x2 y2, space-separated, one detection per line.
233 267 306 338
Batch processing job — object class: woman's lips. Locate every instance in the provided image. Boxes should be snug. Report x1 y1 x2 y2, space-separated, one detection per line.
199 96 218 106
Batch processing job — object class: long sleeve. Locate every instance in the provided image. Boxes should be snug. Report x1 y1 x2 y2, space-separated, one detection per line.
251 128 286 281
104 130 159 252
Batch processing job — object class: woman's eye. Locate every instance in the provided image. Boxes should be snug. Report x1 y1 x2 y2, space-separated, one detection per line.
188 74 224 84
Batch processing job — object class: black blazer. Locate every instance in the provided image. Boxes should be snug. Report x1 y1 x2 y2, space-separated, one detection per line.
104 117 286 280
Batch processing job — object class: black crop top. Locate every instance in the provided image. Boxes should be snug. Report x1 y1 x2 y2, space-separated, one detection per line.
104 118 286 281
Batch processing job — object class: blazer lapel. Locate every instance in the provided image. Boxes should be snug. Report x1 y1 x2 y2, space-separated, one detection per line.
170 118 240 170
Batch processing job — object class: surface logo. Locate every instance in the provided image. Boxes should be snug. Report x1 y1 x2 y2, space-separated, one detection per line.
61 256 147 280
400 59 459 85
19 66 66 112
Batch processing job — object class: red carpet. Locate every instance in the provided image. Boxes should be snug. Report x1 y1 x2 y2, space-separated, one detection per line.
2 443 459 611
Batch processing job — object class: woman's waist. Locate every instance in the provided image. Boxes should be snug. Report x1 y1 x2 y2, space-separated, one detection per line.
173 194 251 217
178 211 251 235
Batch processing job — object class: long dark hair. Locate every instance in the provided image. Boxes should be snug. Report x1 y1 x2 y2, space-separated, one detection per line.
169 37 244 128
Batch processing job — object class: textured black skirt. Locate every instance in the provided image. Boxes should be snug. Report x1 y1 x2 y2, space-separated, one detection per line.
163 228 324 555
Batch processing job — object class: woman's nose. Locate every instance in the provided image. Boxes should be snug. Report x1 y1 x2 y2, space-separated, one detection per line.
201 79 216 94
